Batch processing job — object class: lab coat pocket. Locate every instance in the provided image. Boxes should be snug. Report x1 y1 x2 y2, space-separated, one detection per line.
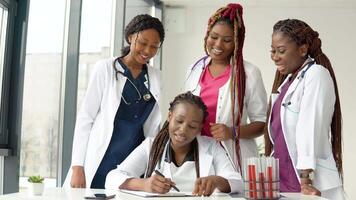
314 156 341 191
283 102 300 129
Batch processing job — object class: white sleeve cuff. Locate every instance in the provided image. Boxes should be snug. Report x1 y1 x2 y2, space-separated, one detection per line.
296 156 316 170
105 169 133 190
228 179 243 194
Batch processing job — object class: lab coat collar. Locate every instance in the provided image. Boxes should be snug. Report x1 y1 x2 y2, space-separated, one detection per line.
158 136 214 178
115 58 160 104
277 57 314 93
164 139 196 164
114 58 125 74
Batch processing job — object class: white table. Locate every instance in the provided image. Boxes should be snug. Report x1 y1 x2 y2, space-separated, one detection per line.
0 187 328 199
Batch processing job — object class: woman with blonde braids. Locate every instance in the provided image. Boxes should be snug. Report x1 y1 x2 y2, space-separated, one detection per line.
105 92 243 196
184 3 267 170
266 19 345 199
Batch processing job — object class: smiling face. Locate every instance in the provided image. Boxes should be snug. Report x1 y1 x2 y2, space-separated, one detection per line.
270 32 308 75
168 102 204 151
128 28 161 65
206 22 235 63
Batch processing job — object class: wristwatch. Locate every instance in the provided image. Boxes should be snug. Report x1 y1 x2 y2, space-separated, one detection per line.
300 171 314 181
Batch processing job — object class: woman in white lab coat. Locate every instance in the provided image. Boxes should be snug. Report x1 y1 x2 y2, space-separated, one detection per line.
105 92 243 196
184 3 267 169
64 14 165 189
266 19 344 199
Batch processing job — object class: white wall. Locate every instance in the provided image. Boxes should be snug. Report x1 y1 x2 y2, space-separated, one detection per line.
161 1 356 199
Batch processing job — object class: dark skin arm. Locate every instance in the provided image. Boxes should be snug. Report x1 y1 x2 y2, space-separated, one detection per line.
210 121 265 141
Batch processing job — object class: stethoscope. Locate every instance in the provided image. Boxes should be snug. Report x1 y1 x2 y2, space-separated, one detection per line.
281 60 314 111
113 58 152 105
184 55 209 93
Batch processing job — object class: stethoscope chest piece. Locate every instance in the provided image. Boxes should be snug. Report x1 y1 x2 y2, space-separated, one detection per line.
143 93 152 101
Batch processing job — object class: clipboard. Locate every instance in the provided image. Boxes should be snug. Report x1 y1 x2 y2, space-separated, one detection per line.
119 189 193 197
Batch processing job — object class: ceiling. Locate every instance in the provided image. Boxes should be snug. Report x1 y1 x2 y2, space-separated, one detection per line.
160 0 356 7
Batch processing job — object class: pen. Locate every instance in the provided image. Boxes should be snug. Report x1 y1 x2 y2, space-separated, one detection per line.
154 170 180 192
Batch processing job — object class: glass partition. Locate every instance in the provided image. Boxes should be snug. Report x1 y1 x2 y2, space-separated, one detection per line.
19 0 66 190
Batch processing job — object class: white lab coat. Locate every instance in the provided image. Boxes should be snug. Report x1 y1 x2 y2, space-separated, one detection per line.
63 57 162 187
105 135 243 194
267 61 344 199
184 56 267 168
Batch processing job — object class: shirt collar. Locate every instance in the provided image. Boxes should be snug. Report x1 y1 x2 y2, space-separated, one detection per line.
164 139 197 166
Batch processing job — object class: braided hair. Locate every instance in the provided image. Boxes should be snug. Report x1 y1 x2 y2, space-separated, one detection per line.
264 19 343 181
112 14 165 80
145 91 208 178
122 14 164 56
204 3 245 170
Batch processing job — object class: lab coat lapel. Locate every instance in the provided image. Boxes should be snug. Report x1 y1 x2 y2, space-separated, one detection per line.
147 66 160 105
157 142 173 179
282 60 312 99
114 60 126 103
186 57 211 95
198 137 213 177
159 137 214 178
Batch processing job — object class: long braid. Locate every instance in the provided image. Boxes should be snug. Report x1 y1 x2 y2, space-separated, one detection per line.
204 3 246 171
306 26 343 183
264 70 287 155
146 121 170 177
267 19 343 181
146 92 208 178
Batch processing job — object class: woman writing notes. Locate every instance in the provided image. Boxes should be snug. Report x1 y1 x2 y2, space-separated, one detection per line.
266 19 345 199
105 92 243 196
65 14 165 189
185 3 267 169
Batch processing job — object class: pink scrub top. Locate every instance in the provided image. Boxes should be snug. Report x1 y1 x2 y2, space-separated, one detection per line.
199 64 231 137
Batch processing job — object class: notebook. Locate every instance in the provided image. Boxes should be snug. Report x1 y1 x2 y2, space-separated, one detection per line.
119 189 193 197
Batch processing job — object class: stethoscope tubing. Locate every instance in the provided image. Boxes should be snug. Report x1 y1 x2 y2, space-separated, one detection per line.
282 61 314 109
113 58 152 105
184 55 209 92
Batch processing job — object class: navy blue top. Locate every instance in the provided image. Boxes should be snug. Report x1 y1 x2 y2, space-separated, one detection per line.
91 59 156 189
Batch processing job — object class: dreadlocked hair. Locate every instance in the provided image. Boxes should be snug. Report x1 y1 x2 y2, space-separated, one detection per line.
265 19 343 181
121 14 164 56
203 3 245 171
145 91 208 178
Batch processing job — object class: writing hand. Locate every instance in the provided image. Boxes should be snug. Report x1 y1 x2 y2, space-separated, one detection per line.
154 170 180 192
143 174 175 194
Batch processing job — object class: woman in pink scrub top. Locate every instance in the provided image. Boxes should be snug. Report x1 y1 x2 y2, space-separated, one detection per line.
184 3 267 170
